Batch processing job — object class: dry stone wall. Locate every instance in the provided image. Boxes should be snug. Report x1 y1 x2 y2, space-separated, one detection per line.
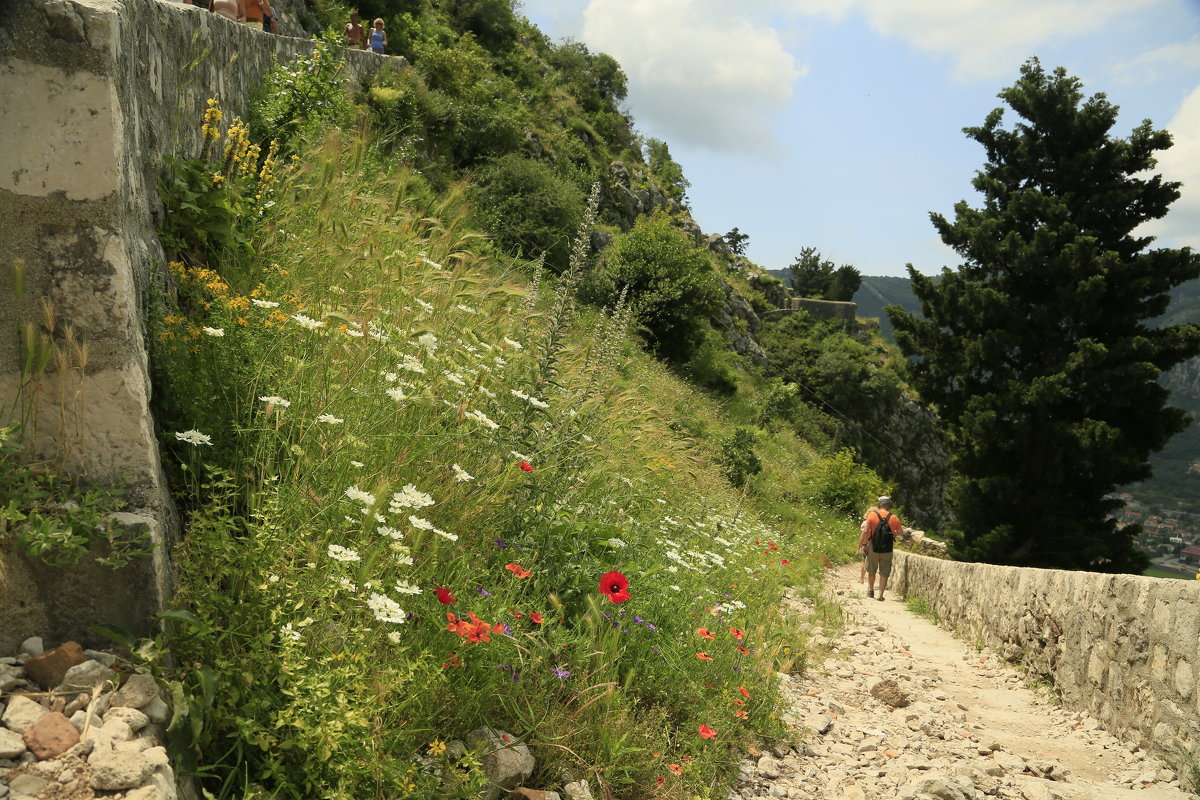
891 551 1200 768
0 0 399 653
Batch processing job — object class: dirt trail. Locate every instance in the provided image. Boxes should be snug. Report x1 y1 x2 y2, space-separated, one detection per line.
730 563 1199 800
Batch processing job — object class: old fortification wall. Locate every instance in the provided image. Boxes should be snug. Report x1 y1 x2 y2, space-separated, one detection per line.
0 0 397 652
891 551 1200 767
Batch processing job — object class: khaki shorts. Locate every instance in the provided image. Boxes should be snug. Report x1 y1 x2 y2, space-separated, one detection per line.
867 550 893 578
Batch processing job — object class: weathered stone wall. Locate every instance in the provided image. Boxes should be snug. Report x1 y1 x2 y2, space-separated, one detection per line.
891 551 1200 767
790 297 857 325
0 0 399 652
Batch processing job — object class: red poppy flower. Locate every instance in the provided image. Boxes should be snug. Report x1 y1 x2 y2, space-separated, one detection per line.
781 559 790 565
667 763 682 776
735 709 749 720
768 542 778 551
505 563 532 578
736 645 750 655
442 653 460 670
729 628 745 640
529 612 544 624
518 460 533 472
435 587 457 605
598 571 631 603
738 685 751 698
696 627 715 640
698 724 717 739
696 652 713 661
734 698 746 707
656 775 665 787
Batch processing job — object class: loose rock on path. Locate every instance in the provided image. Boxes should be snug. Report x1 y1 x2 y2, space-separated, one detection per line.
731 563 1199 800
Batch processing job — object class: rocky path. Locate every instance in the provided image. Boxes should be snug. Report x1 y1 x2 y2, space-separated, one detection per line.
732 563 1199 800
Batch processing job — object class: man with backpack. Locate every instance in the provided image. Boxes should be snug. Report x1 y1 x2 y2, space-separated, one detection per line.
859 496 901 601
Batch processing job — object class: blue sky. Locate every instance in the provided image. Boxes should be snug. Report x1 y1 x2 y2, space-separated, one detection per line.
517 0 1200 278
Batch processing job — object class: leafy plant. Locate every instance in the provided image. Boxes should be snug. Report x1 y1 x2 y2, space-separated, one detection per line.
0 425 144 568
720 427 762 489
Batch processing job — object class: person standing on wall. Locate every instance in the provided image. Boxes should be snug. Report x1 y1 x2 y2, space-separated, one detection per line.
344 12 365 48
368 18 387 54
858 495 901 601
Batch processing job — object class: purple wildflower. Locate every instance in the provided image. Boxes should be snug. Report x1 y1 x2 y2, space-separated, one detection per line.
552 668 570 679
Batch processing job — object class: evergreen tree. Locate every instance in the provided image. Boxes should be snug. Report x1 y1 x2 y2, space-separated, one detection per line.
725 227 750 255
889 58 1200 572
788 247 833 298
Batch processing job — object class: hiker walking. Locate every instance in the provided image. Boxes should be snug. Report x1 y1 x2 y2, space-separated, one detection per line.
859 495 901 601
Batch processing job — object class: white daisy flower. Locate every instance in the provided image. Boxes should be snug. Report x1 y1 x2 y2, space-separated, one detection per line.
281 623 302 642
338 576 358 591
175 429 213 446
395 581 422 595
451 464 474 482
327 544 361 562
202 326 225 337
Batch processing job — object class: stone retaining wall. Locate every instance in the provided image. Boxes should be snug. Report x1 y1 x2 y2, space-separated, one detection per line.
0 0 400 653
891 551 1200 768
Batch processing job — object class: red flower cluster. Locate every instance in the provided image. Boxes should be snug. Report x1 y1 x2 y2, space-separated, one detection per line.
435 587 457 605
599 570 630 603
505 563 532 578
446 611 504 643
518 460 533 472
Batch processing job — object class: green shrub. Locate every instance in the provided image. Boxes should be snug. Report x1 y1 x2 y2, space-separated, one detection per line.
682 331 741 395
253 29 354 150
469 154 585 271
798 449 883 517
720 427 762 489
584 212 723 362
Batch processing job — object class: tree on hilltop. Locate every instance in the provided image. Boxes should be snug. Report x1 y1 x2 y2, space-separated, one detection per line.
788 247 861 301
725 227 750 255
889 58 1200 573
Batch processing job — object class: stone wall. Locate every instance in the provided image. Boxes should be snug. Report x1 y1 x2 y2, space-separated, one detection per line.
891 551 1200 768
789 297 857 325
0 0 399 652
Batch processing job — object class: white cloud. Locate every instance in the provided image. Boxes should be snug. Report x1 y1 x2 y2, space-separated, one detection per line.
580 0 804 152
1112 36 1200 84
1141 83 1200 250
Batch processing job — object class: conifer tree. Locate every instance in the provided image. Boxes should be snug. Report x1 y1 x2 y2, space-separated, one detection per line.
889 58 1200 572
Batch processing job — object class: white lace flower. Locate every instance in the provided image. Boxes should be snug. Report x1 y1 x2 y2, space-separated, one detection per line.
386 387 407 401
202 326 225 337
344 486 376 506
317 414 343 424
465 410 499 430
399 355 426 374
343 328 364 338
259 396 291 408
281 623 301 642
444 371 466 386
390 484 435 510
451 464 474 482
511 451 530 462
502 337 522 350
292 313 325 330
408 516 435 531
327 544 361 562
394 581 422 595
435 528 459 542
418 333 439 353
252 299 280 309
367 592 406 624
378 525 404 540
175 429 213 446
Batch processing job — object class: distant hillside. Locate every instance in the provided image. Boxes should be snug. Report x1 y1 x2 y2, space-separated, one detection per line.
768 270 922 342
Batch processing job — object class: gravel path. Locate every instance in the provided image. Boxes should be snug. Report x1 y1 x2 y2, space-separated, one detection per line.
731 563 1199 800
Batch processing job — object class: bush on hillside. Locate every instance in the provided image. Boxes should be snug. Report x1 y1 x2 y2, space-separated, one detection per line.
721 427 763 489
799 449 883 517
469 154 585 271
584 212 723 362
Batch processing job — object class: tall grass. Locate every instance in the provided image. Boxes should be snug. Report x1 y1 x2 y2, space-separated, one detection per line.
153 130 858 800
